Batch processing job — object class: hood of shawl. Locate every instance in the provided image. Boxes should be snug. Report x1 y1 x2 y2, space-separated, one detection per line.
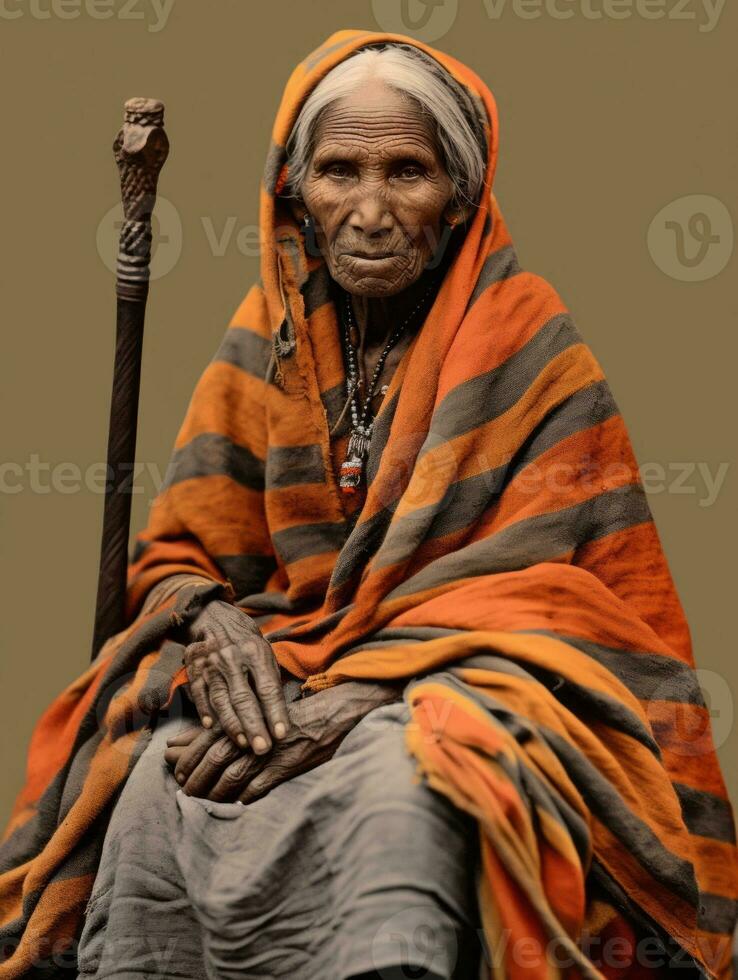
257 28 501 334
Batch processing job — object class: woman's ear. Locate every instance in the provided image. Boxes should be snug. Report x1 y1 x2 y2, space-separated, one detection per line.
287 197 308 224
443 201 475 227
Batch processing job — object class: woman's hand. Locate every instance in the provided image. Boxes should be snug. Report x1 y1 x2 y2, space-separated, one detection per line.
184 599 290 756
164 680 405 802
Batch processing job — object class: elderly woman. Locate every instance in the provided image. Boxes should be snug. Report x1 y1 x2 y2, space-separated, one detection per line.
1 28 736 980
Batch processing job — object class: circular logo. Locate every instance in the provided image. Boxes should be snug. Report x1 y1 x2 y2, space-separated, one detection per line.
371 0 459 42
370 905 459 977
647 194 733 282
97 195 183 281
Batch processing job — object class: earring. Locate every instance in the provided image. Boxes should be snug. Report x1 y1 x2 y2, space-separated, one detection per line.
300 212 321 258
445 213 459 227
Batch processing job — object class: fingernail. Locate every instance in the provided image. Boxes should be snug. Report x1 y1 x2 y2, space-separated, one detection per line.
252 736 268 753
236 733 247 747
274 722 286 738
203 716 212 728
176 773 185 784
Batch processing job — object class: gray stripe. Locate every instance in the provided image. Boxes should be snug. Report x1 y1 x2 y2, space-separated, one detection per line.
518 760 592 870
514 379 619 470
366 389 401 487
278 234 308 290
372 380 620 572
552 673 662 756
424 313 581 450
215 554 278 599
271 520 347 565
267 605 353 644
359 626 461 647
542 728 701 905
137 640 187 716
0 767 69 875
266 444 326 489
410 671 592 869
376 468 502 572
673 782 737 844
263 139 285 196
302 263 333 318
387 484 651 600
236 590 303 614
523 632 706 708
322 381 349 436
162 432 264 492
49 829 104 888
467 244 521 307
697 892 738 934
328 503 396 591
213 327 273 380
131 538 151 563
448 648 659 755
449 648 659 754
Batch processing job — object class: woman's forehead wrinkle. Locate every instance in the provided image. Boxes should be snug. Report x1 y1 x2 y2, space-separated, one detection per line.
316 91 435 138
314 106 439 161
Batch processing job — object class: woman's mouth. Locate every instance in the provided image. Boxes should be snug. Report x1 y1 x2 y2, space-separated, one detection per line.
344 251 398 268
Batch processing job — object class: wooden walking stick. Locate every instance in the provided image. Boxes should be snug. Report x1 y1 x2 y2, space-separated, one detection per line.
91 98 169 659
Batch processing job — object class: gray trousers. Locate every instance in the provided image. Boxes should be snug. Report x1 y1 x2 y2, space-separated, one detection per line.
77 698 484 980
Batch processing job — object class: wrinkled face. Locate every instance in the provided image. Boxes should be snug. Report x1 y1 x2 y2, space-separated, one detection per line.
299 79 457 298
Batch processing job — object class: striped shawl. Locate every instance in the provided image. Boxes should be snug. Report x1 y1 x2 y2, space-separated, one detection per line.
1 28 736 980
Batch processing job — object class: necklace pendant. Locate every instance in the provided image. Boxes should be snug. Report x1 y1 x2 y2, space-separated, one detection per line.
347 428 370 459
339 453 364 495
340 426 371 495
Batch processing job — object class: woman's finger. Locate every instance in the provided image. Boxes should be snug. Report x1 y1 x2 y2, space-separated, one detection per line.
248 641 291 742
165 725 202 748
207 753 262 803
184 640 217 728
205 665 251 749
183 737 247 798
187 674 216 729
164 744 185 767
172 726 221 786
184 640 212 663
236 740 319 805
219 645 272 754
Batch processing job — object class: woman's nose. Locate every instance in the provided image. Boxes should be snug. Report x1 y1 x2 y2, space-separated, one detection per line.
348 193 393 238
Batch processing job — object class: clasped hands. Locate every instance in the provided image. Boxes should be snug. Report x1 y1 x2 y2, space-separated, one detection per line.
164 599 403 804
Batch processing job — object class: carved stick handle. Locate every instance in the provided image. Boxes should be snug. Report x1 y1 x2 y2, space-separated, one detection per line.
91 98 168 660
112 98 169 302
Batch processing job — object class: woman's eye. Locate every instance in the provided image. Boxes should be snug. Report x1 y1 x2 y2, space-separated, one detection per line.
326 164 351 179
397 164 424 179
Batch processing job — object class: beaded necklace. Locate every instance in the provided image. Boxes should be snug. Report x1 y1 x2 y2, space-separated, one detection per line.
338 281 437 495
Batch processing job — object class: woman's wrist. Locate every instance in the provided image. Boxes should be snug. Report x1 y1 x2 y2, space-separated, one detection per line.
140 573 229 618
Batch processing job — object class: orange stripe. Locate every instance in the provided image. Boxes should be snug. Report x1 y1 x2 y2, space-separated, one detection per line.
175 361 269 456
574 521 693 664
394 343 604 519
436 270 568 400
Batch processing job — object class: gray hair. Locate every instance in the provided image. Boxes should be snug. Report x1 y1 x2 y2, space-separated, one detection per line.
282 42 487 215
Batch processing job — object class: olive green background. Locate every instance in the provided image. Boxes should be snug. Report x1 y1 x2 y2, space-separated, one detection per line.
1 0 736 824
